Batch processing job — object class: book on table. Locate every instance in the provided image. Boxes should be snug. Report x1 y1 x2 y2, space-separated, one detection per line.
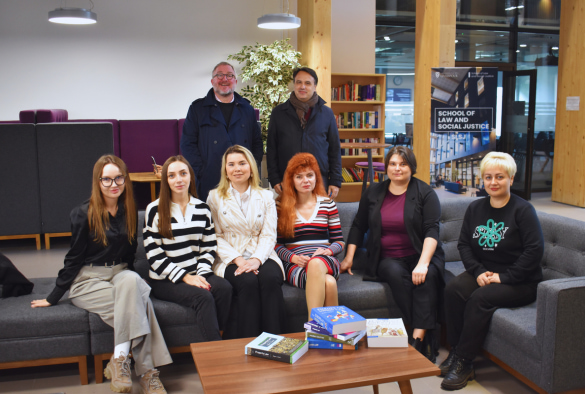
310 306 366 335
366 319 408 348
307 337 359 350
306 328 367 346
245 332 308 364
304 320 364 341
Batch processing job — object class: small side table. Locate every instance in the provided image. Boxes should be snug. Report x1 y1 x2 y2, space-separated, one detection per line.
340 142 390 193
129 172 161 201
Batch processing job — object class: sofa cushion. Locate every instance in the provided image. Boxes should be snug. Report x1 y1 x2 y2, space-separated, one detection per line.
537 211 585 280
0 278 90 362
36 109 68 123
19 110 36 123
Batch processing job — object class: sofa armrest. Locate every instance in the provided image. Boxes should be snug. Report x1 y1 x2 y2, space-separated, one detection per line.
535 277 585 393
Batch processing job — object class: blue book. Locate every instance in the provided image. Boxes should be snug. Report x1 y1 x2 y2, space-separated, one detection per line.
307 337 358 350
310 306 366 335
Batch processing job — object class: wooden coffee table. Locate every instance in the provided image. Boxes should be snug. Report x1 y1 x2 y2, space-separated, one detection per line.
190 332 440 394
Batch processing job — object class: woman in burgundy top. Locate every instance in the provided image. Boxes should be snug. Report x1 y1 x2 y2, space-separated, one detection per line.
341 146 444 362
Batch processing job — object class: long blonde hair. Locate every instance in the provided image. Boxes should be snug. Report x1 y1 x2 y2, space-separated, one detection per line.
215 145 262 199
157 155 198 240
88 155 136 246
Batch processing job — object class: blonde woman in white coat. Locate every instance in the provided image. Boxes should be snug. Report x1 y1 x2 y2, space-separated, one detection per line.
207 145 286 338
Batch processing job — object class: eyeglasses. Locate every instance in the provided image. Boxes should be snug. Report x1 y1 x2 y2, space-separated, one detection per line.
213 73 236 80
100 176 126 187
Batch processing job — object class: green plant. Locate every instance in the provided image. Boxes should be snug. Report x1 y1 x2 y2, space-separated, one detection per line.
228 38 301 145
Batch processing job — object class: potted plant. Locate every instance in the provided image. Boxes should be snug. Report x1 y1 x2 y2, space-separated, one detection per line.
228 38 301 146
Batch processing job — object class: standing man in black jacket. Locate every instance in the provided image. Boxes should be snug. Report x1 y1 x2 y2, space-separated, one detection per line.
266 67 342 198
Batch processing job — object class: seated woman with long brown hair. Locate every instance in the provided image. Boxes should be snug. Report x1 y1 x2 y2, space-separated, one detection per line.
32 155 172 394
207 145 286 338
275 153 345 320
143 155 232 341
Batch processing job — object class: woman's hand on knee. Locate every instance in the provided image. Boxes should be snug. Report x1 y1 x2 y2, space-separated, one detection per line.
31 299 51 308
412 263 428 285
183 274 211 290
340 257 354 275
487 272 501 284
476 272 492 287
292 254 310 268
235 258 261 276
311 248 332 257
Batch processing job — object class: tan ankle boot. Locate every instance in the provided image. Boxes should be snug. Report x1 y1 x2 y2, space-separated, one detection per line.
139 369 167 394
104 353 132 393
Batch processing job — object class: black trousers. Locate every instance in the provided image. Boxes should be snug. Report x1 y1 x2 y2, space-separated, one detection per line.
150 274 232 342
444 271 538 360
377 254 440 330
223 258 286 339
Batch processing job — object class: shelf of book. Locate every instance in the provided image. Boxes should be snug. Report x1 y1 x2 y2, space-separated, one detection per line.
332 73 386 202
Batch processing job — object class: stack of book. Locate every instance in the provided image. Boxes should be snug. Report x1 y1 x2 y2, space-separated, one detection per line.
335 111 379 129
305 306 367 350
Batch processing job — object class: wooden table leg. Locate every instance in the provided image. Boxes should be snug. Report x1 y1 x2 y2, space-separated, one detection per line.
397 380 413 394
372 384 379 394
150 182 156 201
35 234 41 250
45 234 51 250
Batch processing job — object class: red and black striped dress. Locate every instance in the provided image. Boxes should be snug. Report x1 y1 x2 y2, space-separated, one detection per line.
276 196 345 288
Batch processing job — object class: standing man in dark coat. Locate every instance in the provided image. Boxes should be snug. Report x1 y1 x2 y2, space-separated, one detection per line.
181 61 263 201
266 67 342 198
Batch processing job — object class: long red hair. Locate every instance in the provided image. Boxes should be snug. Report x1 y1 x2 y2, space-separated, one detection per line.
277 153 327 238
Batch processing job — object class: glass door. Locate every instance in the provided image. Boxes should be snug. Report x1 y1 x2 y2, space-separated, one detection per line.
501 70 537 200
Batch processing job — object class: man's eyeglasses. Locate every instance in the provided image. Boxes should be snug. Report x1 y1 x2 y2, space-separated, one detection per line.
100 176 126 187
213 73 236 80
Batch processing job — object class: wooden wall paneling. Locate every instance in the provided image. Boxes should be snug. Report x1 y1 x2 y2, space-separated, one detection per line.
413 0 455 184
297 0 332 105
552 0 585 207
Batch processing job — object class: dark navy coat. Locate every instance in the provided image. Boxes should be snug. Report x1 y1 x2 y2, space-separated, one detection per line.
180 89 263 201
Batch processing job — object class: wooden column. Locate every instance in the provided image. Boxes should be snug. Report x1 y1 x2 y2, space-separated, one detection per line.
552 0 585 207
297 0 332 104
413 0 456 183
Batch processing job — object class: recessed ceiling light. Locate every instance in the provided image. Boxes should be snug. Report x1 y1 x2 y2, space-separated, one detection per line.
552 46 559 50
520 44 527 48
384 36 391 41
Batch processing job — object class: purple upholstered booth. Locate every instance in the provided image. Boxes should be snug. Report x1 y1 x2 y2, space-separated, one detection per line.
119 119 179 172
178 118 185 143
69 119 120 156
36 109 68 123
19 110 36 123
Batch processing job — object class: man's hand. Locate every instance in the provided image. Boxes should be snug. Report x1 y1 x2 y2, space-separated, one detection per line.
274 183 283 195
328 185 339 199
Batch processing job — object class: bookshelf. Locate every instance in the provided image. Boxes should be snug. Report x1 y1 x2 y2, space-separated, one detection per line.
331 73 386 202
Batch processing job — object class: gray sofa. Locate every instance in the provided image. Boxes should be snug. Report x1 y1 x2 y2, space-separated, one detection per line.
1 197 584 393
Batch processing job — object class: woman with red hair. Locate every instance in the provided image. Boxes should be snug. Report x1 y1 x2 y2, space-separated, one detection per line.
276 153 345 320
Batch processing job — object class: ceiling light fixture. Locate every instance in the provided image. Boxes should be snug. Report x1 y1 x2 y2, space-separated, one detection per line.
49 0 97 24
258 0 300 29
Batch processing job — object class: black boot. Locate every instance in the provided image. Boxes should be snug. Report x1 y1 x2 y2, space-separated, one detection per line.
410 337 424 353
438 347 457 377
440 357 475 390
422 335 436 363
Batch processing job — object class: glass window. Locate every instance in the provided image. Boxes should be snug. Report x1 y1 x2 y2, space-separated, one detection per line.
457 0 513 26
376 0 416 24
519 0 561 28
455 30 510 62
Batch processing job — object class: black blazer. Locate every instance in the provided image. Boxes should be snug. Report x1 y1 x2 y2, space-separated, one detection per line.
347 177 445 281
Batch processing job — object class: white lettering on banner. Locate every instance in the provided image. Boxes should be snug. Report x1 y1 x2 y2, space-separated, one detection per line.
434 107 493 132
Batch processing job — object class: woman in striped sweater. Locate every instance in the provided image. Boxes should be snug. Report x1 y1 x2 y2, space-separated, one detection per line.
275 153 345 320
143 155 232 341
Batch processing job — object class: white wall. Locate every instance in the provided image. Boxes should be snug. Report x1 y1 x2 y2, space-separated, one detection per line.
0 0 296 120
331 0 375 74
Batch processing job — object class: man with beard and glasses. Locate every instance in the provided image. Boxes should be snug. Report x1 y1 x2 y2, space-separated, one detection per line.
181 61 263 201
266 67 342 199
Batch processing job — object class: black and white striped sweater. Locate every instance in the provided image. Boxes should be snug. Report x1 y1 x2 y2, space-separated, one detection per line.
144 196 216 282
